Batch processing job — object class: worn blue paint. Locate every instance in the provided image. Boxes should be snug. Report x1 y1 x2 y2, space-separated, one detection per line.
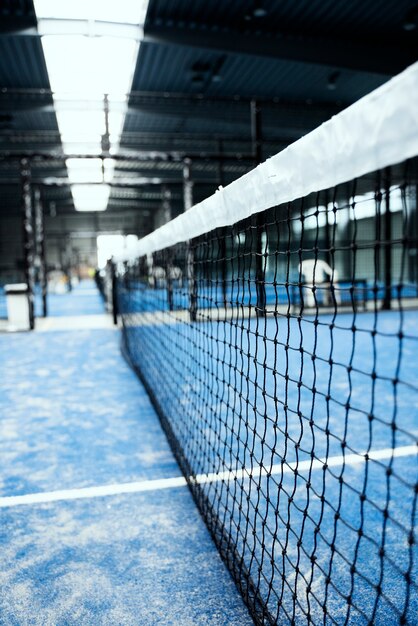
46 281 105 317
0 287 253 625
0 491 252 626
0 329 180 495
123 303 418 624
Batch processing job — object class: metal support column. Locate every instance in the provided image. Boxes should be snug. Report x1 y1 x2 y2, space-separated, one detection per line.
34 187 47 317
184 159 197 321
21 158 35 329
251 100 266 316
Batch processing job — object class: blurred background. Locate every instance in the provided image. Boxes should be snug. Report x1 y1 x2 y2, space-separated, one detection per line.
0 0 417 322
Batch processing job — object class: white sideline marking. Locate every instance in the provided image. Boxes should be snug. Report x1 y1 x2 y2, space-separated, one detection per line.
0 476 188 508
0 445 416 508
193 444 418 486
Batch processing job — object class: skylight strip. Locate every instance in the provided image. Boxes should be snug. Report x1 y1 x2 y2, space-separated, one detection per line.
34 0 150 212
35 0 148 25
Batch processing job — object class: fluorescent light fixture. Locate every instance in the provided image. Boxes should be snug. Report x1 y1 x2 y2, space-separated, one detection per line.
57 111 105 138
72 184 110 212
41 36 138 100
34 0 149 212
34 0 148 24
66 158 104 183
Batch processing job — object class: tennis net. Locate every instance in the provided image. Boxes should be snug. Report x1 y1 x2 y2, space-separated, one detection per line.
115 64 418 625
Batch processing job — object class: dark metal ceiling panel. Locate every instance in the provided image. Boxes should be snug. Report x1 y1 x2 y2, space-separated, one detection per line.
0 0 37 34
0 36 50 88
131 41 199 92
143 0 417 76
6 110 59 131
131 41 387 104
146 0 416 40
0 130 61 152
124 110 189 134
206 55 387 103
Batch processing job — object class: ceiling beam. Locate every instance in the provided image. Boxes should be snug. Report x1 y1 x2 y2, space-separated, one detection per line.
0 88 340 115
0 132 288 157
0 178 224 187
127 95 340 134
0 150 254 163
128 92 341 117
144 23 416 76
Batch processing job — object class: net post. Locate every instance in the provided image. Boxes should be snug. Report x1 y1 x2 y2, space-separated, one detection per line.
184 158 197 321
21 158 35 330
251 100 266 316
382 168 392 310
34 187 47 318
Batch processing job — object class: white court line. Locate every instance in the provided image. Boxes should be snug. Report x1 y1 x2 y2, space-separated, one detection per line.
0 445 416 508
192 444 418 486
0 476 187 508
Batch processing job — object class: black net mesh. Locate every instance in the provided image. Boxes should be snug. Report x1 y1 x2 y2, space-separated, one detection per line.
116 161 418 625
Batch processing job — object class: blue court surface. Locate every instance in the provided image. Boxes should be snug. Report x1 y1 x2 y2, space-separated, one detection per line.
35 280 106 318
0 290 253 625
122 301 418 624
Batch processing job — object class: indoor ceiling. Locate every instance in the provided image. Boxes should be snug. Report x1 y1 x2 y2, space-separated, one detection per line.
0 0 417 229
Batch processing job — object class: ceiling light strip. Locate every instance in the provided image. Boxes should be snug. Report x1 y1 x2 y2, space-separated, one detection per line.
34 0 150 212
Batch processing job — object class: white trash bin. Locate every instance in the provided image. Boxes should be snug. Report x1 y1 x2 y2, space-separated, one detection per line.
4 283 31 331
